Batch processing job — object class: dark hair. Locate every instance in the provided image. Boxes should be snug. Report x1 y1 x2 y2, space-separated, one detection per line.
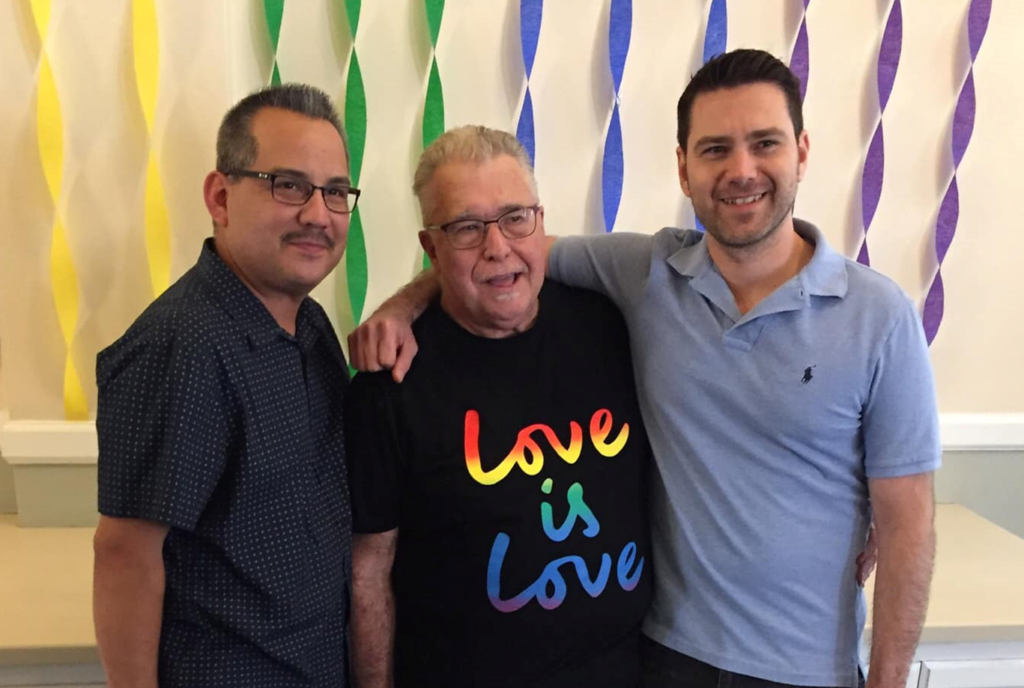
215 83 347 173
676 49 803 150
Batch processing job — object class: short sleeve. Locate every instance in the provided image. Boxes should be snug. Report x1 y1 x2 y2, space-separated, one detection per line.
862 297 942 479
344 372 404 533
548 233 654 312
96 325 232 531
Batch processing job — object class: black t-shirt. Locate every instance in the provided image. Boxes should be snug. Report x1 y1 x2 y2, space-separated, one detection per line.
346 280 651 688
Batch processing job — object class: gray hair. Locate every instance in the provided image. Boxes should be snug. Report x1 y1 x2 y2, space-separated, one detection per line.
413 125 538 220
215 83 348 173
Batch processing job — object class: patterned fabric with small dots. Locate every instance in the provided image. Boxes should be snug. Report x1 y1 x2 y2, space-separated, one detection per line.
96 239 352 687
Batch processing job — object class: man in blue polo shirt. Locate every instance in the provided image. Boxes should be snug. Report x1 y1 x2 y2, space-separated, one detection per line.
93 85 357 687
349 50 938 688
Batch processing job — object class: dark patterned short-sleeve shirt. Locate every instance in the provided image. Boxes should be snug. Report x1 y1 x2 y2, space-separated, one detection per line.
96 238 352 687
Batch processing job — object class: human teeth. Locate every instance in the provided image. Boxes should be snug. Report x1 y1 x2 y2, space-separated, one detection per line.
723 193 765 205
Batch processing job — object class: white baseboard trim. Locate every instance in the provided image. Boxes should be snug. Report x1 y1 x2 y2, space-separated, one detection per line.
0 420 98 465
940 414 1024 451
0 414 1022 465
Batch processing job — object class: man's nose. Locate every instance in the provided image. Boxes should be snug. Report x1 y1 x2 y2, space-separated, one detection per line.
481 223 511 258
725 149 757 182
298 188 332 226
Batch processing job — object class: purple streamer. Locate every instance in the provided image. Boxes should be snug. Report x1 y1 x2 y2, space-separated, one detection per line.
517 0 543 164
923 0 991 344
602 0 631 232
790 0 810 101
857 0 902 266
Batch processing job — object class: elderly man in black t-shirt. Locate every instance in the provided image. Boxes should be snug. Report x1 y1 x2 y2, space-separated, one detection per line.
346 125 652 688
93 85 357 688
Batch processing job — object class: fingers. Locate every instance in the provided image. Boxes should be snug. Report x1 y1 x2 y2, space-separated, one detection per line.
392 336 419 384
347 315 419 381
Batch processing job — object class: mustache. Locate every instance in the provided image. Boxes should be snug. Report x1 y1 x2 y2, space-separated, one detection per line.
282 231 335 249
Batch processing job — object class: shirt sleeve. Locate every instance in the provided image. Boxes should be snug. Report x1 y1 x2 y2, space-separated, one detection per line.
548 232 655 313
96 325 232 531
344 372 404 533
862 296 942 479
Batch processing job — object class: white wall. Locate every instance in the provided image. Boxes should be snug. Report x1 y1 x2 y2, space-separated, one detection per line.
0 0 1021 420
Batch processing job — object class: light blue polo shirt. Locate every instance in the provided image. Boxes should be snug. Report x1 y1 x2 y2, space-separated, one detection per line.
549 220 940 687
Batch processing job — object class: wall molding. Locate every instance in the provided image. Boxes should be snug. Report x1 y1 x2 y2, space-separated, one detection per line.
1 414 1023 465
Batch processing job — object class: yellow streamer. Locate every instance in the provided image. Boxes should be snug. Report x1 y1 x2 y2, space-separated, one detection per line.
133 0 171 296
32 0 88 419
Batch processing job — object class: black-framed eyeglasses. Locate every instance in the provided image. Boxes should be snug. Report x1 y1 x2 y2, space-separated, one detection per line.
226 169 360 214
425 205 541 249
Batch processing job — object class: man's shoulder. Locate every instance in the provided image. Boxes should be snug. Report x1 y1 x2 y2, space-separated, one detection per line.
97 268 227 380
839 256 917 318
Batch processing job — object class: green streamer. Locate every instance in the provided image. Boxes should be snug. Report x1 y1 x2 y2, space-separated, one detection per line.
421 0 445 269
337 0 370 332
264 0 285 85
425 0 445 45
422 61 445 149
345 0 361 36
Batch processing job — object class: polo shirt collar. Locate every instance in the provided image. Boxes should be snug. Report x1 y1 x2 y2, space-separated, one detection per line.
197 238 322 349
792 219 848 298
665 218 849 299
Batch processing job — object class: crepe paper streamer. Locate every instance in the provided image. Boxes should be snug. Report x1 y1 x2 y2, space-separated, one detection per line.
922 0 991 345
857 0 901 266
132 0 171 298
694 0 727 233
31 0 88 420
517 0 542 164
422 0 445 150
602 0 631 233
264 0 285 85
421 0 445 269
790 0 811 101
338 0 369 327
702 0 727 64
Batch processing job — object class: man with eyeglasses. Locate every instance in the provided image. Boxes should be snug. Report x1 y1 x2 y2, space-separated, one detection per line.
93 84 357 688
345 125 652 687
349 50 938 688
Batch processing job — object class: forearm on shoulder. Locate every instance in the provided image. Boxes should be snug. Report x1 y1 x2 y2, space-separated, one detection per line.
866 473 936 688
93 516 169 688
352 530 399 688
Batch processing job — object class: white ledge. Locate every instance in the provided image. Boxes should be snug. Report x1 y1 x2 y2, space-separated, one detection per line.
940 414 1024 451
0 414 1022 465
0 421 98 465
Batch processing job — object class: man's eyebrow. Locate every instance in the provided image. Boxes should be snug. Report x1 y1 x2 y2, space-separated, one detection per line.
446 203 530 222
270 168 352 186
692 135 733 149
748 127 788 140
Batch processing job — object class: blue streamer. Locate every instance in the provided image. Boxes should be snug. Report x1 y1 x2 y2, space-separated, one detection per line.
703 0 728 64
602 107 624 233
694 0 728 233
602 0 631 233
517 0 543 164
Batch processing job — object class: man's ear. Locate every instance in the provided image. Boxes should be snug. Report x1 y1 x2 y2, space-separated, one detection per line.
418 230 439 267
203 171 230 228
676 145 692 198
796 129 810 182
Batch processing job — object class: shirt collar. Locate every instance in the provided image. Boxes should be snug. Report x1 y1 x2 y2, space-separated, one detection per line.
665 219 848 299
196 238 324 349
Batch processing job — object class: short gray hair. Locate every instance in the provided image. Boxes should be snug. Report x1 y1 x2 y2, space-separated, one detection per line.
413 125 538 220
216 83 348 173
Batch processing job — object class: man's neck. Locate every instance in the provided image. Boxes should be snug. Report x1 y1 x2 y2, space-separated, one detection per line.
707 218 814 316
